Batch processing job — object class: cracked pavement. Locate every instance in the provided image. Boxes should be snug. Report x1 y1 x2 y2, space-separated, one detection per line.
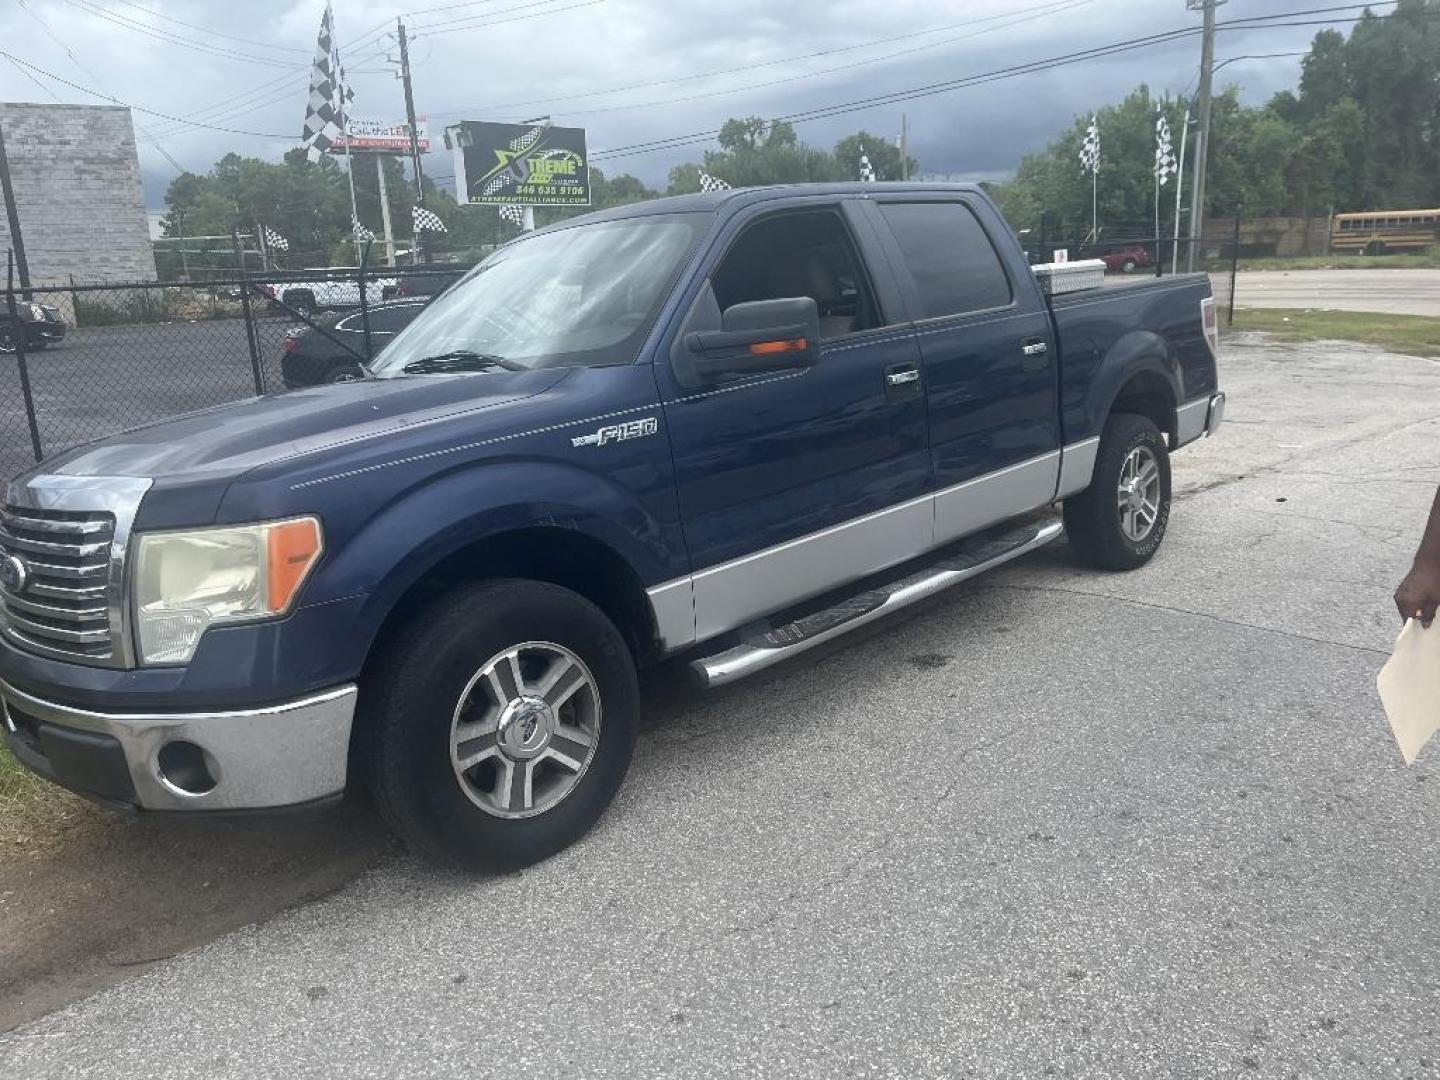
5 335 1440 1078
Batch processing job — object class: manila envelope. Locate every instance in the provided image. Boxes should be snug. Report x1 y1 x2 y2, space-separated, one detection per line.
1377 618 1440 765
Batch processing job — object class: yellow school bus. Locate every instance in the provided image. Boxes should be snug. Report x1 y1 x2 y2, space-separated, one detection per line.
1331 209 1440 254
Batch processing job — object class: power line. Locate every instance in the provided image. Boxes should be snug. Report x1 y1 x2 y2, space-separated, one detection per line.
410 0 606 34
56 0 306 69
103 0 310 54
0 50 293 136
528 0 1098 122
428 0 1093 118
13 0 187 172
139 41 397 141
589 5 1405 163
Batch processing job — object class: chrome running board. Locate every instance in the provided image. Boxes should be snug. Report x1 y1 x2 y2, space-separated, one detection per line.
691 514 1064 688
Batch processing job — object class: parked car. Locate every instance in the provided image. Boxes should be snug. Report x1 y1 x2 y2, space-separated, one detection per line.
260 267 398 317
381 262 473 301
0 183 1222 871
0 300 65 353
1100 245 1153 273
280 299 429 388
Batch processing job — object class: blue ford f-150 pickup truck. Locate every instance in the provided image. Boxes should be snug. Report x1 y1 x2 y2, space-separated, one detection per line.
0 184 1222 869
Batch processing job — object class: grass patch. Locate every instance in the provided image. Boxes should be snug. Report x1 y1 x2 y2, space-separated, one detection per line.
1229 308 1440 358
0 743 97 855
1233 251 1440 272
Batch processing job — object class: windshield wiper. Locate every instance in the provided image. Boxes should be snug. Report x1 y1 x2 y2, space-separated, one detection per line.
400 350 527 374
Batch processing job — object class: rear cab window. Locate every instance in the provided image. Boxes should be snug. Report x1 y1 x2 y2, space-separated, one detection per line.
877 202 1013 320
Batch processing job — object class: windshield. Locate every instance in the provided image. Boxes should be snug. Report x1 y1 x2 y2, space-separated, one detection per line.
372 212 705 375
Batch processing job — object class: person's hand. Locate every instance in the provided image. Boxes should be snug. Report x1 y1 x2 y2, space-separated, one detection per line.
1395 557 1440 626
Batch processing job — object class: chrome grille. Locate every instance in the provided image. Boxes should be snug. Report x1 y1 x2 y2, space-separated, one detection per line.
0 505 115 661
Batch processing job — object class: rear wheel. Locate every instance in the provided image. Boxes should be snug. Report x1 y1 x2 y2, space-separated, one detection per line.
320 363 364 384
1064 413 1171 570
365 579 639 871
1121 258 1138 273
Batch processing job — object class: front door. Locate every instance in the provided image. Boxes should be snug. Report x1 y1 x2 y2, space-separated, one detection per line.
867 197 1060 544
655 202 930 643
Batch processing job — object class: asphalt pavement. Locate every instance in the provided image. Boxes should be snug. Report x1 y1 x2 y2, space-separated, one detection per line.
4 335 1440 1077
1222 267 1440 317
0 315 296 483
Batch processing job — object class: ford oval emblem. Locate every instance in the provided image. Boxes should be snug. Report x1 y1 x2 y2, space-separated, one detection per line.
0 553 27 594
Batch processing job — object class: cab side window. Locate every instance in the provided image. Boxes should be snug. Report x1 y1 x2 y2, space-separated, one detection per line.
878 202 1013 320
711 210 879 341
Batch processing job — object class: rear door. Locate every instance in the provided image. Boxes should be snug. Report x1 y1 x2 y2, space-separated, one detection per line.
654 199 930 643
867 197 1060 544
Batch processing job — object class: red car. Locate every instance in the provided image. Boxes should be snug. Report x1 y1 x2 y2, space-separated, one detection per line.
1101 246 1153 273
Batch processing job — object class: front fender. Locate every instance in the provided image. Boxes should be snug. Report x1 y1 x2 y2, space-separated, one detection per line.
301 458 682 670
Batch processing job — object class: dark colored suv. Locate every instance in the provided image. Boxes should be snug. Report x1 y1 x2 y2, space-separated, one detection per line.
280 298 428 387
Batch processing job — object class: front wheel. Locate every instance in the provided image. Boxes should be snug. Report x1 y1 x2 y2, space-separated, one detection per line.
364 579 639 871
1064 413 1171 570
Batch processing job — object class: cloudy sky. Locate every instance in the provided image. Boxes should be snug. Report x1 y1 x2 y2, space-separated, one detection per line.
0 0 1358 208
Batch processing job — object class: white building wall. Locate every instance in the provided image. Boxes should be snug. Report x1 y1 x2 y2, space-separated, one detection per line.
0 102 155 285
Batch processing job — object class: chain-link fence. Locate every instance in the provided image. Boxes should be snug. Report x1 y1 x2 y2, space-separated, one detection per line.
0 264 468 481
0 226 1244 484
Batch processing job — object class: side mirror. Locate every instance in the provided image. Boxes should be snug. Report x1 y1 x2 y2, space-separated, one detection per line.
685 296 820 381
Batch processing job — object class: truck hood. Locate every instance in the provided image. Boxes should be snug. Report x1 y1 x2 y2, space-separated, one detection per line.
28 369 569 483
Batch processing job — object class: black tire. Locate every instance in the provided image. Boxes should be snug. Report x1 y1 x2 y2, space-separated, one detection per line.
320 363 364 384
1064 413 1171 571
1121 258 1138 273
0 324 15 354
364 579 639 871
284 290 316 318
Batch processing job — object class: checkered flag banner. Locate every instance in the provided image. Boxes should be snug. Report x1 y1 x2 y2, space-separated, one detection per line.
1078 115 1100 175
300 2 343 163
1154 112 1177 186
352 216 376 243
261 225 289 252
413 205 447 234
858 148 876 183
697 170 731 192
498 204 525 226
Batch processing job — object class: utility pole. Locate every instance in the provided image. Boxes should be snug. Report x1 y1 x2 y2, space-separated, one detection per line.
396 17 426 263
1185 0 1222 271
0 114 33 296
899 114 909 181
375 157 396 266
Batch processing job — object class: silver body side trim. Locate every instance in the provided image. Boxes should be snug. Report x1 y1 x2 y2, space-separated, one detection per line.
690 491 935 643
1175 396 1210 447
1055 437 1101 500
2 475 152 669
646 577 695 651
1 681 356 811
695 518 1064 687
933 451 1059 546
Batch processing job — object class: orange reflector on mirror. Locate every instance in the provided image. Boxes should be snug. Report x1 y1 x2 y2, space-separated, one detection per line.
749 337 807 356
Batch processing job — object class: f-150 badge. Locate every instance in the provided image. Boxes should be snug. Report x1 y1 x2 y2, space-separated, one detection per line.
571 417 658 448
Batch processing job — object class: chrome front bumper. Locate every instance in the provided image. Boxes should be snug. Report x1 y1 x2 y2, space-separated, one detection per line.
1 680 356 811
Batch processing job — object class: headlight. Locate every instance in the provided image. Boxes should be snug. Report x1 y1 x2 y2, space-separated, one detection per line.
134 517 323 665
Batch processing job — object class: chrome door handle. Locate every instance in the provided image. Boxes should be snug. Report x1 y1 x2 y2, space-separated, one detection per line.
1021 341 1048 356
886 368 921 386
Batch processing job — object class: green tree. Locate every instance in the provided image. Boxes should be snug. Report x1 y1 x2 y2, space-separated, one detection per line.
833 131 916 182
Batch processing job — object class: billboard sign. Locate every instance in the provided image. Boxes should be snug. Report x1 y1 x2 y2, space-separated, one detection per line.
451 121 590 207
332 118 430 154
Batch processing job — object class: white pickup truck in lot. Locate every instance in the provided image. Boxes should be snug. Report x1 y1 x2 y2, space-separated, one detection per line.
261 268 399 317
